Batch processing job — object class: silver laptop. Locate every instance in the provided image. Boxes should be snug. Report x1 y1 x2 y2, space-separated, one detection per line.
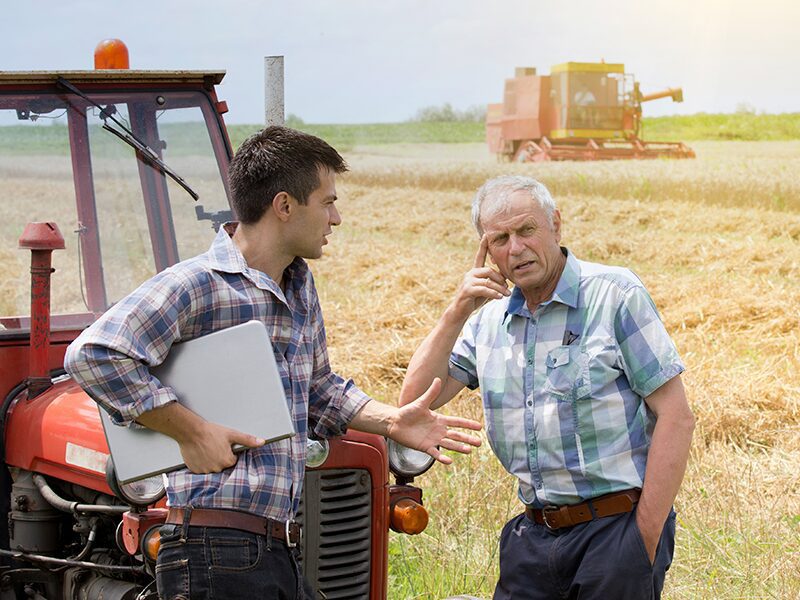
100 320 296 483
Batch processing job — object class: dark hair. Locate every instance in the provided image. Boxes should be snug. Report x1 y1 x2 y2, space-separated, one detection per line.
228 126 348 224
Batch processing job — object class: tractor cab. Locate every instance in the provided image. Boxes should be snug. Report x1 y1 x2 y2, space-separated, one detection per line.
0 69 233 331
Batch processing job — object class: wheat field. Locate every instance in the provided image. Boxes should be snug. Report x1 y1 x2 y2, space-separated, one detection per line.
312 141 800 599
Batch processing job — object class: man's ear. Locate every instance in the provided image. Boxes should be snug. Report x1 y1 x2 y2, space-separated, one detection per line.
271 192 293 222
552 209 562 243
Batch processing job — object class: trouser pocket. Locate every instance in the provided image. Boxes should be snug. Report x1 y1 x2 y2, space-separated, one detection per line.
155 556 190 599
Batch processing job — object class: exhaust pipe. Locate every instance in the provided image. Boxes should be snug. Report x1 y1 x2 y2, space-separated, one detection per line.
19 222 65 398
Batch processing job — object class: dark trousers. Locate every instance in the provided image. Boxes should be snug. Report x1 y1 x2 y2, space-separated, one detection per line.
493 508 676 600
155 523 314 600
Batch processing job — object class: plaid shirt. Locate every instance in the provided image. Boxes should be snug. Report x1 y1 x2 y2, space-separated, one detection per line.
449 249 684 507
65 224 371 519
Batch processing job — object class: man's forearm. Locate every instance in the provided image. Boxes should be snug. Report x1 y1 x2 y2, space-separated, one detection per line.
136 402 265 473
637 411 694 526
135 401 204 444
636 399 695 548
348 398 395 437
399 306 468 407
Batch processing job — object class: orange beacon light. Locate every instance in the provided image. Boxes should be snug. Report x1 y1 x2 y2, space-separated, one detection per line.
94 39 130 69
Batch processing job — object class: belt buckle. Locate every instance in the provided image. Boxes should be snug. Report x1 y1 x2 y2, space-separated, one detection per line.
285 519 300 548
541 505 560 531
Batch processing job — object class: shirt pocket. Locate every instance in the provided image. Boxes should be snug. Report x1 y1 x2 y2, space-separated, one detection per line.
541 345 591 402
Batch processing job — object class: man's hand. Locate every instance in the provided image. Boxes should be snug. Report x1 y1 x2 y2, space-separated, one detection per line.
388 378 482 465
450 235 510 321
636 511 662 564
178 421 266 474
136 402 265 474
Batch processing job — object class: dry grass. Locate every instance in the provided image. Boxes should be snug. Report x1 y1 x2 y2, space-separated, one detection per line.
345 141 800 213
309 142 800 598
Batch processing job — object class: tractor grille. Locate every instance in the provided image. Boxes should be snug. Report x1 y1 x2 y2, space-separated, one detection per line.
296 469 372 600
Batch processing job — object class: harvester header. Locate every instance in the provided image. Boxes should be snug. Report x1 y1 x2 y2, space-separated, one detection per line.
486 61 695 161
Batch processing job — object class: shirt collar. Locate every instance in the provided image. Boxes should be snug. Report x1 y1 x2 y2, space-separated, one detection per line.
207 223 310 309
504 247 580 324
551 248 580 309
207 222 249 274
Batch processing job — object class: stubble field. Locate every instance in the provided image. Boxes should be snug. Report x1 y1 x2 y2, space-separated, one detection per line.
311 141 800 599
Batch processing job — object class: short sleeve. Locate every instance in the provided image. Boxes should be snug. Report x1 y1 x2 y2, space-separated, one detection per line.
448 312 481 390
614 285 685 398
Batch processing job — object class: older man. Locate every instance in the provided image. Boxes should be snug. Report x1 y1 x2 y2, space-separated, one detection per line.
400 175 694 599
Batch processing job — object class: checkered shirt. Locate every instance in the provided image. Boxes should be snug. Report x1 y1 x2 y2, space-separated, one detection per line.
449 249 684 507
65 224 371 519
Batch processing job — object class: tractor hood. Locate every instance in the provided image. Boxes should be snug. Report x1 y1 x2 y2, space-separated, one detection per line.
4 378 114 495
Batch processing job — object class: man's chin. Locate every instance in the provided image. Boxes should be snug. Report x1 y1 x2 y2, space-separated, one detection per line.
299 248 324 260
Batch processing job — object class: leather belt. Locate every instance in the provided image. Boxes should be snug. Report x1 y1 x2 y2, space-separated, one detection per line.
525 489 641 531
166 508 301 547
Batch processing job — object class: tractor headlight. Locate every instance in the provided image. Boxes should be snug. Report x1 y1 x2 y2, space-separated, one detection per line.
306 438 330 469
387 439 434 479
105 458 166 507
118 476 166 506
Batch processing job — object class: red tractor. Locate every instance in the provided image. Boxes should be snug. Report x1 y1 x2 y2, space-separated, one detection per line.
0 42 432 600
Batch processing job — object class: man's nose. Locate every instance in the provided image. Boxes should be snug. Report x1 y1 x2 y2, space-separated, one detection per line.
330 204 342 227
509 234 525 255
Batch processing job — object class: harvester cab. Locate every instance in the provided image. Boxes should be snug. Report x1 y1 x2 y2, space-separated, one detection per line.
0 41 430 600
486 61 695 161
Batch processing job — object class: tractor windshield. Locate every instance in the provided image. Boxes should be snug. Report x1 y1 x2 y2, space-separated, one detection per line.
0 84 232 335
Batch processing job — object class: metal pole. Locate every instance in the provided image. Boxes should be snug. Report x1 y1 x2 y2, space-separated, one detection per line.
264 56 285 126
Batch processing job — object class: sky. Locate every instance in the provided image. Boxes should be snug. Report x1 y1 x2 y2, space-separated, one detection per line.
1 0 797 124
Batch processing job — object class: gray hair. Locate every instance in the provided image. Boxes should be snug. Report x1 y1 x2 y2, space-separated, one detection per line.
471 176 557 236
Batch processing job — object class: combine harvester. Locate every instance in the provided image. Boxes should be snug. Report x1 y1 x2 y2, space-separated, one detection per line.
486 61 695 161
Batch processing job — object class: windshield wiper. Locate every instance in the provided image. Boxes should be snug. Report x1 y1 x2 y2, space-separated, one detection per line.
56 77 199 201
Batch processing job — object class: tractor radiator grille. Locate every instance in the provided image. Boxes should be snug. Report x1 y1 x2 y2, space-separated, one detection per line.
296 469 372 600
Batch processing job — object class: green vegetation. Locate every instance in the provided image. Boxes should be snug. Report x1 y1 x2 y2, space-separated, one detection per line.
228 112 800 149
642 112 800 141
4 113 799 156
227 121 484 151
14 109 787 149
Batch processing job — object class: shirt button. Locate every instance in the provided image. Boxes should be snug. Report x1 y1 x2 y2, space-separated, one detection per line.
526 399 533 407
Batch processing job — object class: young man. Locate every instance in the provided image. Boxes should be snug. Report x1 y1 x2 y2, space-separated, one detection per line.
400 175 695 599
65 126 481 600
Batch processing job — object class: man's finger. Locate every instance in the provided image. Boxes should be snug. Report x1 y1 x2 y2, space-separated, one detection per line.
444 429 483 446
440 415 483 431
228 429 266 448
438 438 474 454
427 446 453 465
416 377 442 409
472 267 507 286
472 277 510 298
471 268 509 291
473 234 489 269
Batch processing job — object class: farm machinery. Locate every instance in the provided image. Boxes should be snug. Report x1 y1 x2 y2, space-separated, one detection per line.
486 61 695 161
0 41 434 600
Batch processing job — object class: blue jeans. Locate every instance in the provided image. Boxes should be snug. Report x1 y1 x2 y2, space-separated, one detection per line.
493 507 676 600
155 523 314 600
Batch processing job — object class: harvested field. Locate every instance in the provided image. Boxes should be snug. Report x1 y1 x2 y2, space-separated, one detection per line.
312 141 800 598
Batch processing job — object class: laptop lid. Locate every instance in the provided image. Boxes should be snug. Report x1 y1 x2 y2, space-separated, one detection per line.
100 320 295 483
